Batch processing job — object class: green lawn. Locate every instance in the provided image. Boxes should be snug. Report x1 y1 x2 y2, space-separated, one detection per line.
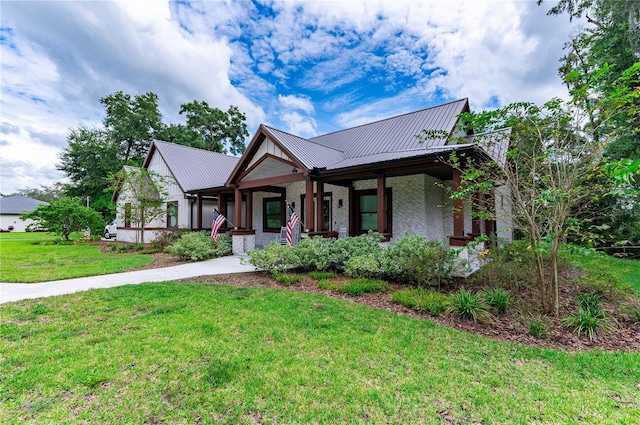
1 282 638 424
565 247 640 293
0 232 154 282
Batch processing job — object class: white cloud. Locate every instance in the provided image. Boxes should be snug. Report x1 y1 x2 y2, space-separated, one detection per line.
278 94 314 113
280 112 318 138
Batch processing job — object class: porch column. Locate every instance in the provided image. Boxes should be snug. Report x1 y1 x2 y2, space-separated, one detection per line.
218 194 227 223
246 190 253 229
234 187 242 229
316 180 324 231
450 168 470 246
305 177 314 232
376 173 385 234
196 194 203 230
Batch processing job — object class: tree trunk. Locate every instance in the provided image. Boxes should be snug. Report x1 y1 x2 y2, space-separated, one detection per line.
551 236 561 316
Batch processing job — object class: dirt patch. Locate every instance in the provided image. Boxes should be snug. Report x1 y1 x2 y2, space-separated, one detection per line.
100 241 188 270
178 271 640 353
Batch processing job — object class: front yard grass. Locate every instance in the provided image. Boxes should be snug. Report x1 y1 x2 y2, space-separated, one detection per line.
1 282 638 424
0 233 153 282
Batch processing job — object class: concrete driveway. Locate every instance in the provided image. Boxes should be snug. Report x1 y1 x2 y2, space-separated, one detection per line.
0 255 257 304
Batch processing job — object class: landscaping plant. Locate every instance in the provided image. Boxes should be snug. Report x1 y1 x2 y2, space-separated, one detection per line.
392 288 448 316
446 287 492 322
165 232 231 262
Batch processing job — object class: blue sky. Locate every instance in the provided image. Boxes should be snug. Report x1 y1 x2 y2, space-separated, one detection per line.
0 0 575 194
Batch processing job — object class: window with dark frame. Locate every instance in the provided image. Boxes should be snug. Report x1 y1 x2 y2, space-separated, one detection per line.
167 202 178 228
354 188 392 234
263 197 284 232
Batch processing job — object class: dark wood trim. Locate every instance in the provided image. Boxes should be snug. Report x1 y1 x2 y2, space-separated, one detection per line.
237 172 305 189
376 173 385 234
230 229 255 236
305 178 314 232
237 153 296 181
316 181 324 232
246 190 253 229
234 187 242 229
300 191 333 232
166 201 179 228
196 194 203 229
452 168 464 237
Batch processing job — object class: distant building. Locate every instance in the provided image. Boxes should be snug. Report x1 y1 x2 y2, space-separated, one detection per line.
0 196 49 232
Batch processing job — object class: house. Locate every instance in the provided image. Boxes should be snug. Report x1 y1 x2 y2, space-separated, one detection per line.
0 196 49 232
113 140 239 243
191 98 512 253
114 99 511 252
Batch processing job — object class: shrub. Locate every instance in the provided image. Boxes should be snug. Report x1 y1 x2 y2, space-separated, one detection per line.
243 241 298 274
152 229 188 250
343 252 386 279
309 271 336 281
446 288 492 322
293 237 333 271
339 278 389 296
561 307 608 340
165 232 231 262
273 272 302 286
328 231 384 271
386 234 456 286
392 288 448 316
482 287 512 314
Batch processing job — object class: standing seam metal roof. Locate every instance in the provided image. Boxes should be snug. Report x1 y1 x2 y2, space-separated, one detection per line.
150 140 240 191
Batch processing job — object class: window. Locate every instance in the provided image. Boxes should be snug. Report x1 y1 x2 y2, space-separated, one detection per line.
354 188 392 234
300 193 332 231
263 197 284 232
167 202 178 228
124 203 132 227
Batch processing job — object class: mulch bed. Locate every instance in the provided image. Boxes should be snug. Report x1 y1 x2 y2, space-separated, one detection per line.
178 271 640 353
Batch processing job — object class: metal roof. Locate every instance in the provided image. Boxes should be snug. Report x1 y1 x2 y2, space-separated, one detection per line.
465 128 512 168
0 196 48 215
262 125 346 169
149 140 240 192
309 99 469 165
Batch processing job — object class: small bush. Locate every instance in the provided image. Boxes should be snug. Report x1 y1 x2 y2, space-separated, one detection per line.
561 307 608 340
446 288 492 322
328 232 385 271
386 234 456 286
243 241 298 274
343 252 386 279
392 288 448 316
309 271 336 281
339 278 389 296
482 287 512 314
293 237 333 271
273 272 302 286
165 232 231 262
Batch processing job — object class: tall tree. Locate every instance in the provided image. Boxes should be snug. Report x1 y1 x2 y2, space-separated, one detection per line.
539 0 640 252
179 102 249 154
58 126 121 217
101 91 164 164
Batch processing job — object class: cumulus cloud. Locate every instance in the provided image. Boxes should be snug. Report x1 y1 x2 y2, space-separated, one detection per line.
0 0 577 193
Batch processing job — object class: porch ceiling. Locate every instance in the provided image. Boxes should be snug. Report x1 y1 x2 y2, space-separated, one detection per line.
241 156 300 186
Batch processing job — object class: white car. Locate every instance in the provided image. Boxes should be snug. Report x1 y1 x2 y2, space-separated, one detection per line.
104 220 117 239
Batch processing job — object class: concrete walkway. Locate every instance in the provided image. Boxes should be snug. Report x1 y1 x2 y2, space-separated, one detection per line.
0 255 257 304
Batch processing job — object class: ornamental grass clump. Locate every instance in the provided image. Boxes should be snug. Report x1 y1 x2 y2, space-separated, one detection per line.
482 287 512 314
392 288 448 316
339 278 389 296
446 288 492 322
273 272 302 286
309 271 336 281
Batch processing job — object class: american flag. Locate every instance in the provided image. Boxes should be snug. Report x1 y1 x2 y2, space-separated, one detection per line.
286 205 299 246
211 209 226 241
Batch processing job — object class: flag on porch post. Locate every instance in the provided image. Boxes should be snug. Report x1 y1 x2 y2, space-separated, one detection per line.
211 208 226 241
286 204 299 246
